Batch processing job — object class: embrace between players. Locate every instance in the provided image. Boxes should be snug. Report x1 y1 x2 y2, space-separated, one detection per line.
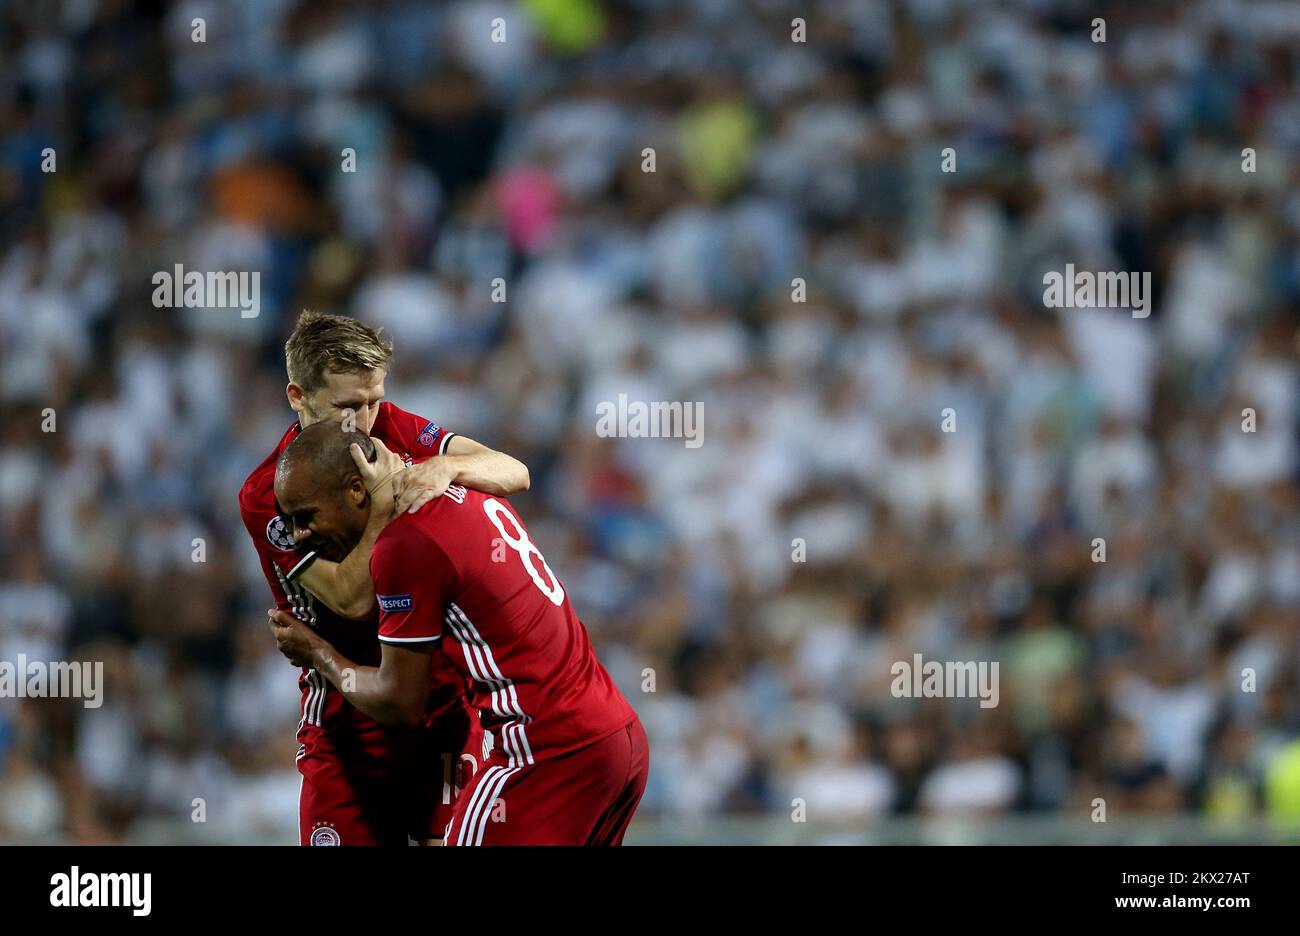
238 311 648 845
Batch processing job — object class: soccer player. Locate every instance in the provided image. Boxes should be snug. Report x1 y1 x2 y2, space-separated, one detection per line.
238 310 530 845
268 424 649 846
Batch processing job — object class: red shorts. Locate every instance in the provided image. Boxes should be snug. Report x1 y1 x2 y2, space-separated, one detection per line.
297 689 482 846
444 717 649 846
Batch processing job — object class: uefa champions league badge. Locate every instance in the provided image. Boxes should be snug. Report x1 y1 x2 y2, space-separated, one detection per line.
417 420 440 447
309 822 341 846
266 515 297 551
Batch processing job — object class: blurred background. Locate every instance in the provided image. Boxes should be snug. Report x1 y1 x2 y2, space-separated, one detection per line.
3 0 1300 845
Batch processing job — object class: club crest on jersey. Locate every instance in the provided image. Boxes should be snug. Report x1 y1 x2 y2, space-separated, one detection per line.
377 594 413 613
309 822 341 846
266 516 296 551
417 421 440 448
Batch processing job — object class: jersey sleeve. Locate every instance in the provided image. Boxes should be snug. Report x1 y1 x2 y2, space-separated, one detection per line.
380 402 458 457
239 495 318 617
371 523 457 646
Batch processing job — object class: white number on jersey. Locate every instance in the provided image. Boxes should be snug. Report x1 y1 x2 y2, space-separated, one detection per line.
483 498 565 606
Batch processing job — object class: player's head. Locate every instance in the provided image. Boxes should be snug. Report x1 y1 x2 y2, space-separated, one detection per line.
285 310 394 432
274 422 378 561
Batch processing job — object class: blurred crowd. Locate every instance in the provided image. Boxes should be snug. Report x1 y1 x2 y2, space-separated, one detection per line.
3 0 1300 843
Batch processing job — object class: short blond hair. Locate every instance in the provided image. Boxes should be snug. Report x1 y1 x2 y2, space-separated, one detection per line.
285 310 393 394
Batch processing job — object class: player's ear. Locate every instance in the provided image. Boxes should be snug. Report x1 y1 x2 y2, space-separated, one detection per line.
286 383 305 414
346 473 367 507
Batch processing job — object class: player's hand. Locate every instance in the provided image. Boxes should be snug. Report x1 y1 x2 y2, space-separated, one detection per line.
393 455 455 515
268 609 320 668
350 437 403 519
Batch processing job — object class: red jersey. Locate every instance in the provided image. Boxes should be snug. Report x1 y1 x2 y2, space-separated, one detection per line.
238 401 467 735
372 485 638 765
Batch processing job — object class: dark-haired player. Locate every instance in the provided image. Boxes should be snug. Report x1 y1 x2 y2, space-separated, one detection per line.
238 310 530 845
268 424 648 846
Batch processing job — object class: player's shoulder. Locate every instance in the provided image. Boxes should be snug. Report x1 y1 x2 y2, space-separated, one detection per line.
377 400 410 420
372 511 442 570
238 452 279 519
377 486 481 547
238 463 271 516
238 421 298 517
426 483 487 522
374 401 446 452
375 400 427 432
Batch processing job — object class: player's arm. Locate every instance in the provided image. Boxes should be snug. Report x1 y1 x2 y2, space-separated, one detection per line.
269 611 433 726
238 495 312 619
393 435 529 514
294 514 386 620
269 526 449 725
293 438 405 620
